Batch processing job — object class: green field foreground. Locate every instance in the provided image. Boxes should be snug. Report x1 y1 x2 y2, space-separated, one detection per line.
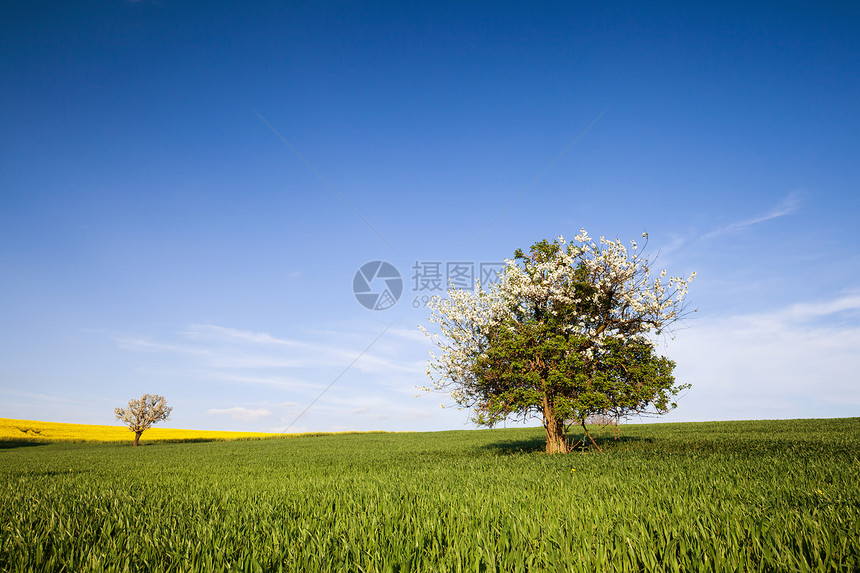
1 419 858 572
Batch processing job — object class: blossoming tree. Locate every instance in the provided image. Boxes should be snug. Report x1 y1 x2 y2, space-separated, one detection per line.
115 393 172 446
422 231 695 454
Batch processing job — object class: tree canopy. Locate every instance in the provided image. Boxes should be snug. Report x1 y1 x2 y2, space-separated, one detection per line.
422 230 694 453
115 394 172 446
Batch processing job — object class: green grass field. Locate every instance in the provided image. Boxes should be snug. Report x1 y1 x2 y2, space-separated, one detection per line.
1 418 858 572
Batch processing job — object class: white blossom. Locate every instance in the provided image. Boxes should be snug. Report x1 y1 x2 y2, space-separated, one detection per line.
421 230 695 397
115 393 172 446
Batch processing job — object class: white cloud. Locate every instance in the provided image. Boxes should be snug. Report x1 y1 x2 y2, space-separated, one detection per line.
661 292 860 421
189 370 324 391
207 407 272 422
654 233 687 259
175 323 412 373
115 331 326 369
386 327 430 343
121 324 425 376
779 293 860 321
183 324 306 347
701 192 801 240
109 322 434 430
114 337 216 357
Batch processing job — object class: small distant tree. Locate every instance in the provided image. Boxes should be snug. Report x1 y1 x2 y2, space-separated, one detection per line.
422 230 695 454
115 394 172 446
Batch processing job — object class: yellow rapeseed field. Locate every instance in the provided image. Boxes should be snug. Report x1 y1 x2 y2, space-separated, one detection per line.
0 418 290 444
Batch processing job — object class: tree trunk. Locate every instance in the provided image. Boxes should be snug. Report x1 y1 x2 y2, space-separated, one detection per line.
543 395 568 454
134 431 142 447
545 418 567 454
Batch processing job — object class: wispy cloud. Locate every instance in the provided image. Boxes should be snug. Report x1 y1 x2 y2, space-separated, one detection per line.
183 324 307 347
188 370 324 391
207 407 272 422
106 321 462 431
115 337 215 357
115 336 308 369
112 322 427 390
0 390 112 407
701 192 801 240
780 292 860 321
115 326 353 369
279 324 393 432
661 233 689 255
386 327 430 343
181 323 425 374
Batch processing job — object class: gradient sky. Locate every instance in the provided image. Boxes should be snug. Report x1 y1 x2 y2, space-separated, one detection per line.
2 1 859 432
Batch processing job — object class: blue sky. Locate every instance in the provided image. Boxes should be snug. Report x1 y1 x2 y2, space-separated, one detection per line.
2 1 858 432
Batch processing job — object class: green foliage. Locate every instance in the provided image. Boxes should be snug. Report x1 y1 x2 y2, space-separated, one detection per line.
458 237 691 451
1 418 858 572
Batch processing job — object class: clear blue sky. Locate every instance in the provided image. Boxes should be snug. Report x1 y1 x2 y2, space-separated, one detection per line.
2 1 858 432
